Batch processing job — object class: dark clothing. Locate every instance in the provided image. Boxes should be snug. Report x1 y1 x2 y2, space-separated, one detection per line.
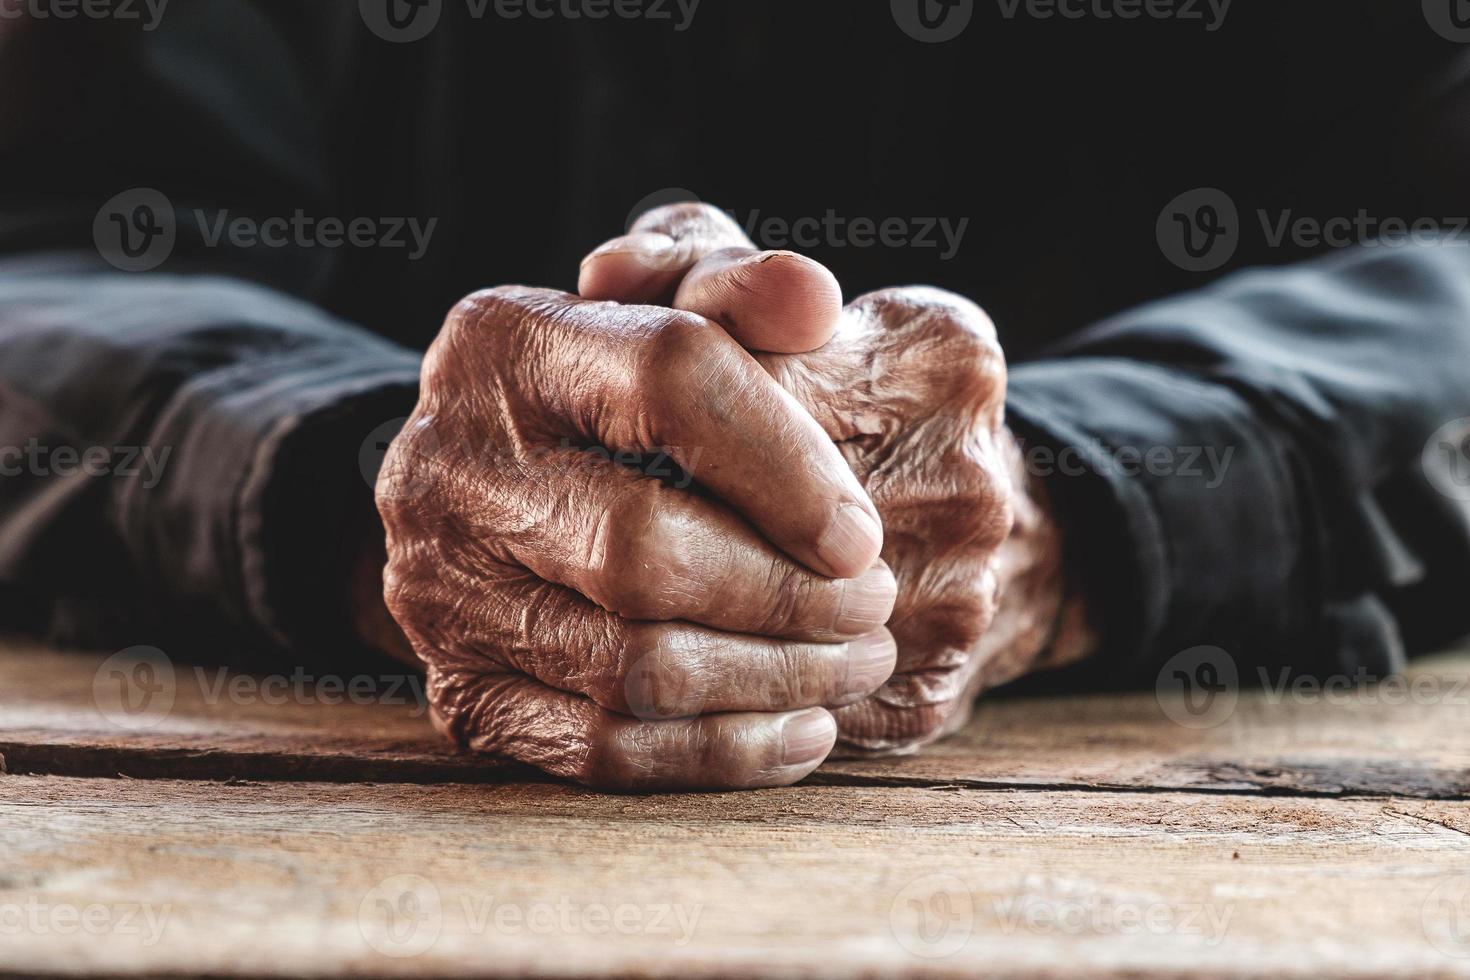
0 2 1467 681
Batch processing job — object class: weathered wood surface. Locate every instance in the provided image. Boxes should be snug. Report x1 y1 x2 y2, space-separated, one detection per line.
3 642 1469 797
3 776 1470 978
6 641 1470 978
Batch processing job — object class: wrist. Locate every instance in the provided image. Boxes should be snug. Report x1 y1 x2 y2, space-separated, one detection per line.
976 428 1099 690
349 520 417 666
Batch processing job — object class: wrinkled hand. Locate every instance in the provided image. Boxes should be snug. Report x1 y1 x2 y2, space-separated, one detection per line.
581 204 1097 752
375 283 901 790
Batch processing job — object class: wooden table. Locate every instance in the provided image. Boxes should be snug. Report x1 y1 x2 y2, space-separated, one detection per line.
3 640 1470 977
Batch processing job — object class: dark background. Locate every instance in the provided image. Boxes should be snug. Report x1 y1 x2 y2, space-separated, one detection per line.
2 1 1466 358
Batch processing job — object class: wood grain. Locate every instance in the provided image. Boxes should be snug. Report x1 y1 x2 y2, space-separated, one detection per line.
3 641 1469 797
2 775 1470 978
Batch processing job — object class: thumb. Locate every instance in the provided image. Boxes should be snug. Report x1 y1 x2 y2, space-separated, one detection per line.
579 201 842 354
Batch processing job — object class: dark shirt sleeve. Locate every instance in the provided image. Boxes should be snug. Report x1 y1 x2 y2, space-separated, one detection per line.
0 252 420 662
1007 242 1470 684
0 10 422 664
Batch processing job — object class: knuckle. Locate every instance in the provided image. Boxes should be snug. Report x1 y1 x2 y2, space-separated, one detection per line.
858 286 1005 401
582 715 676 792
633 310 720 395
586 488 684 621
757 563 840 637
616 623 709 721
373 415 443 516
431 285 565 383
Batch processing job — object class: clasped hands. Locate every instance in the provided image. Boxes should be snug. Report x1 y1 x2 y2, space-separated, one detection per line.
375 203 1090 791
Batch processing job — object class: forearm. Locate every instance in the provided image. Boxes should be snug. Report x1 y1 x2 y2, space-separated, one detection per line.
1006 241 1470 681
0 255 419 663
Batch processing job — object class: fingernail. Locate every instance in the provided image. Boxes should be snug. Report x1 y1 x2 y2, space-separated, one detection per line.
838 630 898 703
834 562 898 635
781 708 837 768
581 231 678 272
815 504 883 578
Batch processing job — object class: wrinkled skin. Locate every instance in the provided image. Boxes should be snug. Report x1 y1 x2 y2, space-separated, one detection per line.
579 205 1098 753
374 204 1098 790
375 282 904 792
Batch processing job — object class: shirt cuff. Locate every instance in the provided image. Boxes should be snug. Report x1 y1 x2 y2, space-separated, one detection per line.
1005 357 1376 682
115 337 420 663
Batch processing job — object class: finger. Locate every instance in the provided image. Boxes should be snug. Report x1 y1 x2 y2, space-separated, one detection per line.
579 202 753 305
581 202 842 352
462 286 884 578
830 673 972 754
409 568 897 716
673 247 842 353
448 445 893 639
429 669 839 791
757 286 1009 439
